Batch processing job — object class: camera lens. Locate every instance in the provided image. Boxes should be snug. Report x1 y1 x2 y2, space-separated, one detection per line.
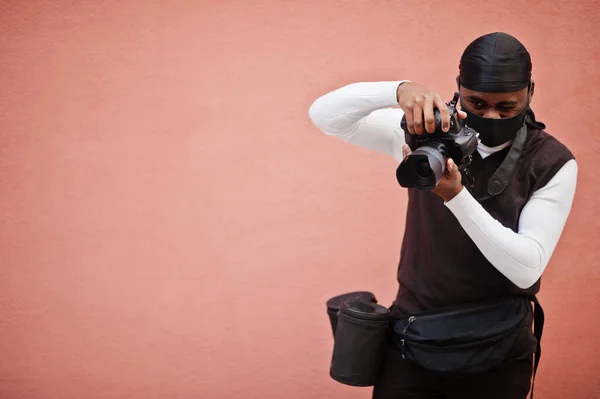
396 143 448 190
415 159 432 178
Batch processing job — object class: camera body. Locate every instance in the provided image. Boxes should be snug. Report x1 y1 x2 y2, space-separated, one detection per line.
396 93 479 190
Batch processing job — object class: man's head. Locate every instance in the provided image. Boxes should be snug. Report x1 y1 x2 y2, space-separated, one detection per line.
457 32 534 147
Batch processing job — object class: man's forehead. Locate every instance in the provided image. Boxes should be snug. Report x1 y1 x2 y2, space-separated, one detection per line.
460 86 528 103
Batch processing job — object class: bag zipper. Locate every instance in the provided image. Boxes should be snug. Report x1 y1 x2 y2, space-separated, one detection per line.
403 321 521 351
401 316 416 359
395 296 523 322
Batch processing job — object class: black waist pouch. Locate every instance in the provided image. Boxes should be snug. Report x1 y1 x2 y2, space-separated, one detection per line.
328 296 391 386
391 296 530 375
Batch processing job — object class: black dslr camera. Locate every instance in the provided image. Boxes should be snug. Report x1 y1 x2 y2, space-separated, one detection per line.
396 93 479 190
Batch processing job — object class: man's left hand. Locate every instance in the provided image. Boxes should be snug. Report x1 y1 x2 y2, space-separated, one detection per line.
402 144 464 202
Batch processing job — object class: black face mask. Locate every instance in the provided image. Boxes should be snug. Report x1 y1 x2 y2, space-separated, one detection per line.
460 95 530 147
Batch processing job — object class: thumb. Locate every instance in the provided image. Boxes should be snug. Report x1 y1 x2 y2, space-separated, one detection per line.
455 102 468 119
447 158 460 178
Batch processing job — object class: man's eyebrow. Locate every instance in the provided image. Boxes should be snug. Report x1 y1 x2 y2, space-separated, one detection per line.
497 100 519 106
465 95 486 103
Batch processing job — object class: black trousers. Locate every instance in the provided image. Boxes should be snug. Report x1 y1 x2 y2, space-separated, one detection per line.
372 319 537 399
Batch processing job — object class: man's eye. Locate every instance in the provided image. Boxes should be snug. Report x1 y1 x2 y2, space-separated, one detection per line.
473 101 485 109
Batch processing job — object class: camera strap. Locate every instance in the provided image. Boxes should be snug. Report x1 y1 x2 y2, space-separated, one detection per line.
485 124 528 197
463 124 528 201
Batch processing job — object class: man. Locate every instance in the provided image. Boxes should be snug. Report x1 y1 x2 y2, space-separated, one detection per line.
308 32 577 398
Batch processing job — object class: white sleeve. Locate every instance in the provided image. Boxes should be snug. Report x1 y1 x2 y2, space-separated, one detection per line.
444 159 578 289
308 81 408 162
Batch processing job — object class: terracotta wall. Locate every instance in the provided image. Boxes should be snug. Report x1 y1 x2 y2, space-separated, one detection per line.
1 1 598 398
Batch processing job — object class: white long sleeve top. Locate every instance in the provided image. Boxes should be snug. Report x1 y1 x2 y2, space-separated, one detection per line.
308 81 578 289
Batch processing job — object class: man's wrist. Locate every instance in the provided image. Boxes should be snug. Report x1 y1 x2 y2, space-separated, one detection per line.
443 185 465 203
396 80 411 103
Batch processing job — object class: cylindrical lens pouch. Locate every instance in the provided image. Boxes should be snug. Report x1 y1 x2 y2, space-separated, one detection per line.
329 298 391 387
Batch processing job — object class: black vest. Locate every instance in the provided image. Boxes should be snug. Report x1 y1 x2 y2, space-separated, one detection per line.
392 128 575 316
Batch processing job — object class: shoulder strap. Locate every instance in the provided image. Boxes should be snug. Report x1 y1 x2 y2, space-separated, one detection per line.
530 295 544 399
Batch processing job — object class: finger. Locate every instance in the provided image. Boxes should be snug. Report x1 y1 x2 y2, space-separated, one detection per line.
423 95 436 134
434 95 450 132
457 110 467 119
402 144 412 159
404 105 415 134
412 102 424 135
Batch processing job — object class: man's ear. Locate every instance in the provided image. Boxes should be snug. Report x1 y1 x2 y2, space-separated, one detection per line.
529 80 535 103
456 75 460 90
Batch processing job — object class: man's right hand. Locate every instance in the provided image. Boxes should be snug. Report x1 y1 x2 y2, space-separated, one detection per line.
396 82 465 135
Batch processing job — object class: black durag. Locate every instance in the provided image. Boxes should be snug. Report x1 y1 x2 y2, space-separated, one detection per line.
458 32 545 147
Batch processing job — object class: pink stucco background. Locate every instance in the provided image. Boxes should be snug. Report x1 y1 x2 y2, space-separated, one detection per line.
1 1 599 398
